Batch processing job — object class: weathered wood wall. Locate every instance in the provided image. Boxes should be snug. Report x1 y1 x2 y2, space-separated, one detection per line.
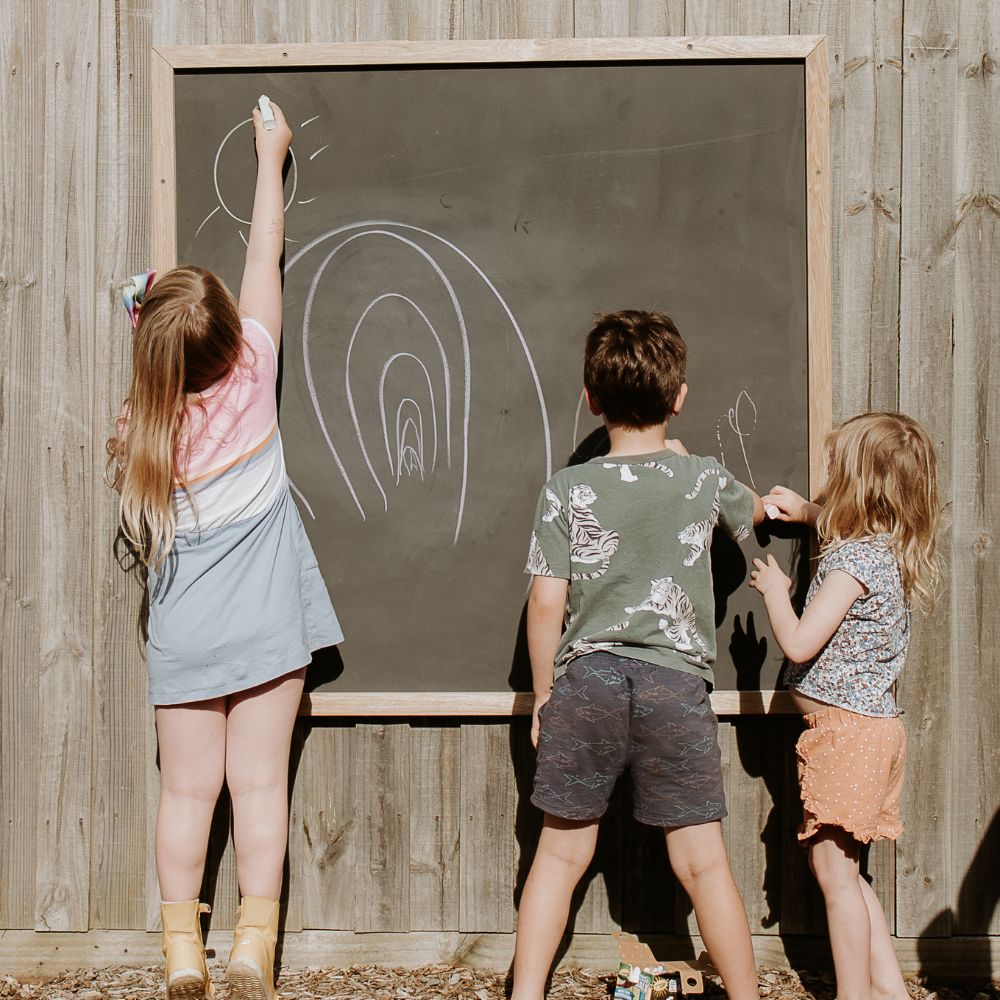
1 0 997 975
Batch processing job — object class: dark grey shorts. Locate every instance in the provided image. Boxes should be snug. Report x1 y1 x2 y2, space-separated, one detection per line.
532 651 727 828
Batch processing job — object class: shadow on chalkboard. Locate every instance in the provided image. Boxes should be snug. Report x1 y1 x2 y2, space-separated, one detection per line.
304 645 346 691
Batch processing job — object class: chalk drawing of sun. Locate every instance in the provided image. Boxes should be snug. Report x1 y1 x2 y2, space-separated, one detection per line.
193 113 329 246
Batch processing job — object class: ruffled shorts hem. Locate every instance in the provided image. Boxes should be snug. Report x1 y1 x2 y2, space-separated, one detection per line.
798 807 904 844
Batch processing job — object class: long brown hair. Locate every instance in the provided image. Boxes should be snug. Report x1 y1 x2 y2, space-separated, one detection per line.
106 265 243 568
817 411 941 610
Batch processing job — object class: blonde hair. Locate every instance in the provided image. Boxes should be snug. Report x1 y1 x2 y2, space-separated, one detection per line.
817 411 941 611
106 265 243 568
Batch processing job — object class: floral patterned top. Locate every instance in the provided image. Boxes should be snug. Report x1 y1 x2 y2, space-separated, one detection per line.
784 535 908 718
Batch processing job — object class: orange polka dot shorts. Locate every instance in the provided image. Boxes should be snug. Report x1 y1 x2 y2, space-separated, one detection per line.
796 705 906 843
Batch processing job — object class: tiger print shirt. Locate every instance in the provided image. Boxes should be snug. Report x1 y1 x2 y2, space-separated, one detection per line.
525 448 755 685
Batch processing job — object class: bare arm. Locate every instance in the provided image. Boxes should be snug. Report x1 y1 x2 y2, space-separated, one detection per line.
749 556 863 663
238 101 292 348
762 485 822 527
526 575 569 748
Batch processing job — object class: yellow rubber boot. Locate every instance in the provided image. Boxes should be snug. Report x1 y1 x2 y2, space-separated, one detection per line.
227 896 279 1000
160 900 214 999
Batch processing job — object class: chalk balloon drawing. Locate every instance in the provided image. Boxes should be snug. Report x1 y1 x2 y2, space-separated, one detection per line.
280 221 553 544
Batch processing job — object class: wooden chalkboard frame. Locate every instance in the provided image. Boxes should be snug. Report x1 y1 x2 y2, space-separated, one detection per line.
151 37 831 717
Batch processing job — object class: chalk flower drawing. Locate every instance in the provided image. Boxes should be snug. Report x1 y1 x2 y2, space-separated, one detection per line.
715 389 758 489
195 113 328 245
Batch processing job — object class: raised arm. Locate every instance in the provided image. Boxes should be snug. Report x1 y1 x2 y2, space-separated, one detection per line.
238 101 292 348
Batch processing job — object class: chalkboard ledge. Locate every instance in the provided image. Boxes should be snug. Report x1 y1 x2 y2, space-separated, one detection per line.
300 690 797 717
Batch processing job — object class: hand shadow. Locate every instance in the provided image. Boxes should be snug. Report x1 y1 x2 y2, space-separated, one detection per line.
730 610 767 692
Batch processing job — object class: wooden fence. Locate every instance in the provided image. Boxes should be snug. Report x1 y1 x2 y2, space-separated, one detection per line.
0 0 997 979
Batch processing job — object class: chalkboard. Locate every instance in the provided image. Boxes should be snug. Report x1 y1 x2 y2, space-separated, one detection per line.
154 39 831 709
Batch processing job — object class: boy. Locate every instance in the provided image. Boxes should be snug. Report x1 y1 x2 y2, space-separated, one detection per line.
513 311 764 1000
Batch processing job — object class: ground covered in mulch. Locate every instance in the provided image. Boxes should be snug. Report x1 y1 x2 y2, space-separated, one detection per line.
2 965 997 999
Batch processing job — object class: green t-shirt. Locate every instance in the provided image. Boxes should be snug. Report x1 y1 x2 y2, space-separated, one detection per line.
524 448 755 686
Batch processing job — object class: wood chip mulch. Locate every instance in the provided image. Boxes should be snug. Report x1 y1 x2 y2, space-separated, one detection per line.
2 964 997 999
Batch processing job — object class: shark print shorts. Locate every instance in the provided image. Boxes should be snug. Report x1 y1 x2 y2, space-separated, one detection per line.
532 651 726 827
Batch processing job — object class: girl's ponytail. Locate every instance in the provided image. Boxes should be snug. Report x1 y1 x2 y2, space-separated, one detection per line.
106 266 243 568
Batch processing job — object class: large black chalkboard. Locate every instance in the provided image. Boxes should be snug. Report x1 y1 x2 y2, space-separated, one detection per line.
170 49 818 695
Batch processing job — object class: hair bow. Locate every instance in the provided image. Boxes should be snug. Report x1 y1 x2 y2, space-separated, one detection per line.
122 269 157 329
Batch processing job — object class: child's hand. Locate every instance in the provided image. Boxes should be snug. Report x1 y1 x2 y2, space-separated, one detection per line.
531 691 551 750
749 555 792 597
761 485 819 525
665 438 689 456
252 101 292 168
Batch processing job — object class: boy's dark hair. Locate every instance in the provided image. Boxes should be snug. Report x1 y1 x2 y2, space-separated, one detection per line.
584 310 687 429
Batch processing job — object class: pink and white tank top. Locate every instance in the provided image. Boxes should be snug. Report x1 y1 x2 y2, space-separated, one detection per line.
174 318 286 532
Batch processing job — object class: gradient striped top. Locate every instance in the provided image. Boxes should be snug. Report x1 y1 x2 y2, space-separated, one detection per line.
174 318 286 533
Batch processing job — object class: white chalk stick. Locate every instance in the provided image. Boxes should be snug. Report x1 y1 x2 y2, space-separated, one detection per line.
258 94 275 130
764 503 780 519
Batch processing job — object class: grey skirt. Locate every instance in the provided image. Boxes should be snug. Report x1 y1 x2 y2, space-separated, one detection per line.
146 486 343 705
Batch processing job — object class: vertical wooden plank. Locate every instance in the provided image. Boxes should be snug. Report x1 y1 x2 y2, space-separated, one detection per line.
627 0 685 36
282 721 305 933
409 725 461 930
0 0 44 931
292 724 358 930
459 0 499 38
302 0 358 41
356 0 456 40
791 2 847 418
252 0 308 43
152 0 207 45
207 0 254 44
620 812 677 933
950 0 1000 938
146 2 204 931
33 0 97 932
573 0 629 36
805 38 834 490
866 838 896 933
460 723 516 932
673 722 733 936
573 786 624 934
895 0 957 938
686 0 789 36
726 720 782 935
202 792 239 931
357 723 411 932
89 0 152 932
501 0 574 39
510 716 545 929
779 717 825 934
837 0 903 414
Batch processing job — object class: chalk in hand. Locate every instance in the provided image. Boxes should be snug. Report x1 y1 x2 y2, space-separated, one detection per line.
764 503 780 519
258 94 275 130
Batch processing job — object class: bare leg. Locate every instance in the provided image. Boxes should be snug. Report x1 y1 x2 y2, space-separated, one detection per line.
808 829 871 1000
666 822 760 1000
511 815 600 1000
859 875 909 1000
155 699 227 901
225 669 305 899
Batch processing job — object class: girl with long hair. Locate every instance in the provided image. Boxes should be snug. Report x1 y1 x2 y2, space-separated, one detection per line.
750 411 940 1000
107 102 341 1000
